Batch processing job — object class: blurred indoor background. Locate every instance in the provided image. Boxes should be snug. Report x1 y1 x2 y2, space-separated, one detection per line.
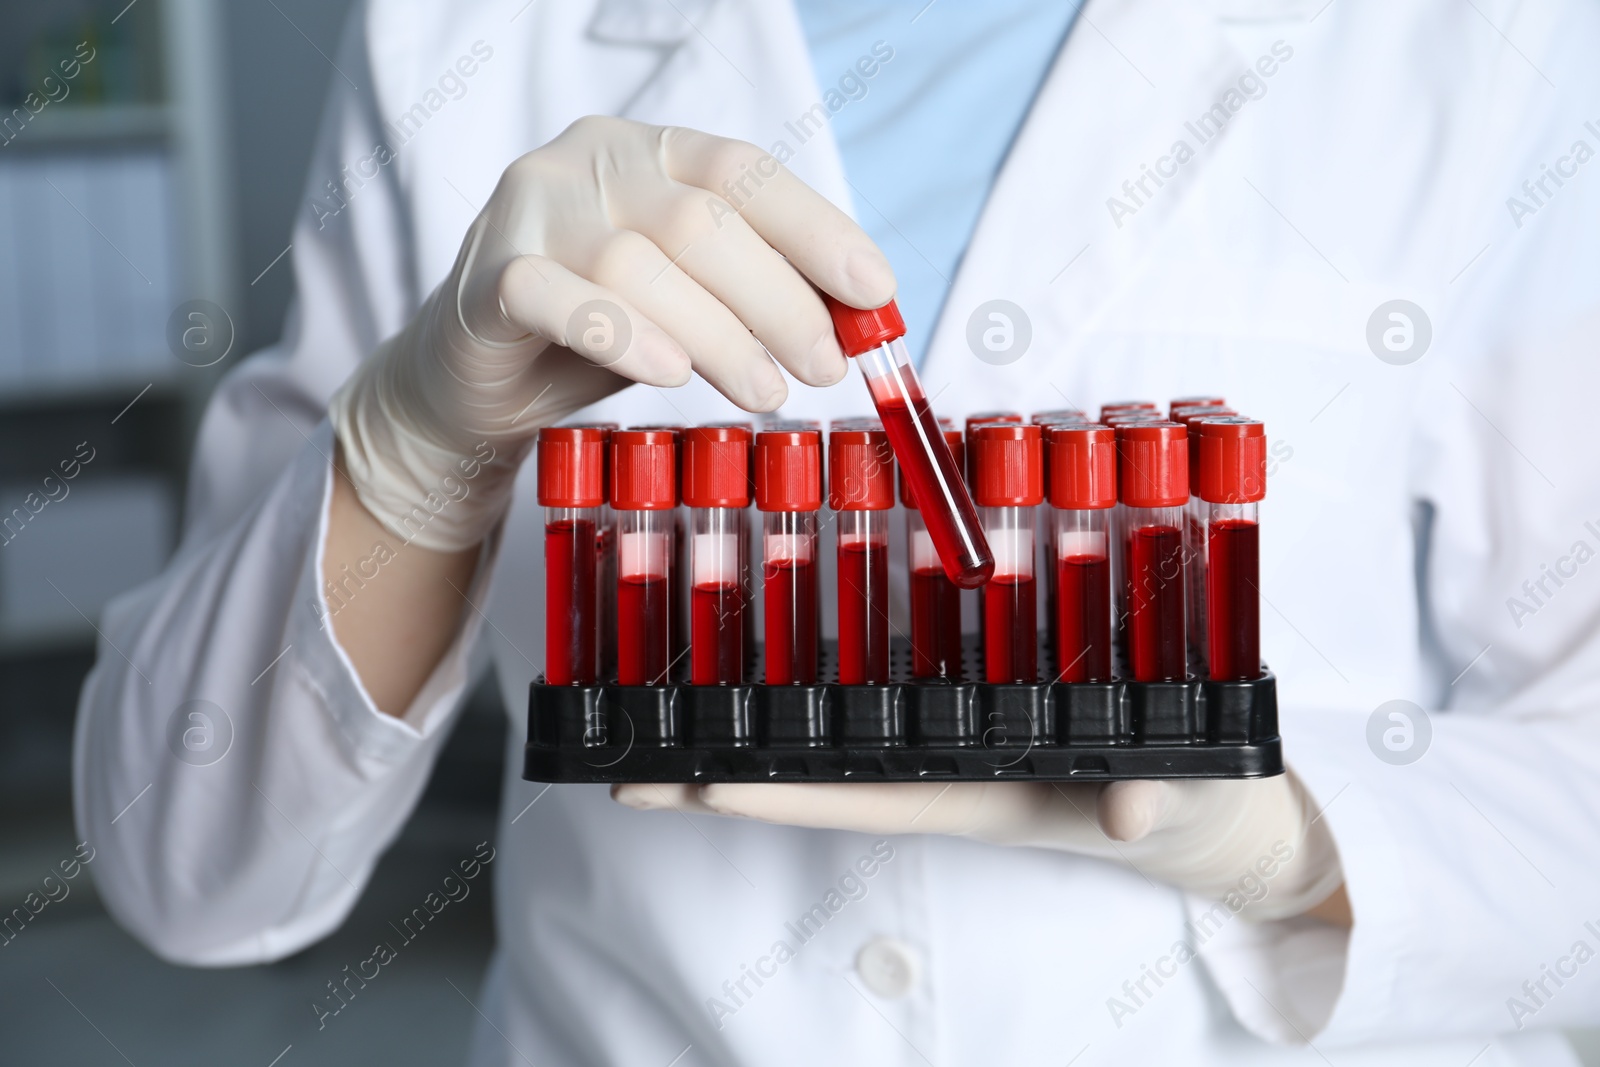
0 2 506 1062
1 1 1597 1064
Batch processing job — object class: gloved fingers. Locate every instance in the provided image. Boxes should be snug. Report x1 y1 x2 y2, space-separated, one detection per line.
611 783 721 816
475 249 693 389
579 228 791 411
1097 780 1175 842
661 126 896 309
694 782 1007 836
621 189 847 387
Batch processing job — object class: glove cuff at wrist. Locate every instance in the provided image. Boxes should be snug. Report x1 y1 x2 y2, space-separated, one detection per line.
330 341 527 552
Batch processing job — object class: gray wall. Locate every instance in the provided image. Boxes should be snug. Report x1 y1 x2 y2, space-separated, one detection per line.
223 0 355 355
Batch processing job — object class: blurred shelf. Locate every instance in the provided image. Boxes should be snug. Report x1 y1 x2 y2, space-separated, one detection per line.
7 103 170 146
0 621 96 656
0 370 188 407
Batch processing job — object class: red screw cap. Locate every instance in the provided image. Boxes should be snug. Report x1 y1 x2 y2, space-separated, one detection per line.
1116 422 1189 508
1046 425 1116 510
1177 410 1236 494
900 421 963 507
824 296 906 357
755 430 823 512
682 425 752 508
610 429 678 510
971 423 1043 507
829 427 895 510
537 426 607 508
1196 417 1267 504
1169 396 1226 420
1098 400 1158 422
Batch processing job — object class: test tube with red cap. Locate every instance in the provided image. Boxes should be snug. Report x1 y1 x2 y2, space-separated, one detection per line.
570 423 620 679
1047 425 1116 683
610 430 677 685
1116 422 1189 682
972 423 1043 683
1099 400 1158 423
902 420 965 678
1173 406 1234 658
537 427 605 686
630 425 688 670
824 297 993 590
682 426 751 685
756 430 822 685
1196 417 1266 681
1169 396 1227 421
830 425 895 684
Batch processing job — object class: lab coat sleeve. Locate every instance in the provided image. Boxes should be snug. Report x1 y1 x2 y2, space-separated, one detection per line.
71 4 487 966
1192 112 1600 1043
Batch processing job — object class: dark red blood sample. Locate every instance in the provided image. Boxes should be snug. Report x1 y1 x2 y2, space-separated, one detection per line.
983 573 1037 683
544 518 596 685
691 582 744 685
910 565 963 678
837 538 889 684
1207 519 1261 680
1128 524 1185 682
617 574 669 685
1056 553 1111 683
869 388 992 589
764 557 818 685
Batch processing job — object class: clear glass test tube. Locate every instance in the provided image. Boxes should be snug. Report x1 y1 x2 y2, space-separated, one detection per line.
901 420 964 679
1196 417 1266 681
756 430 822 685
825 297 993 590
683 426 751 686
611 429 677 685
1116 422 1189 682
1173 406 1234 662
830 426 895 684
1046 425 1116 683
537 427 606 686
972 423 1043 684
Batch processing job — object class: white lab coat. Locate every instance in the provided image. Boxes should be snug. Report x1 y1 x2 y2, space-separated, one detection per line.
75 0 1600 1062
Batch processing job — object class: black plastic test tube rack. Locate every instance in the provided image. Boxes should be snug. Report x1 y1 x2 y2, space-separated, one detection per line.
525 637 1282 783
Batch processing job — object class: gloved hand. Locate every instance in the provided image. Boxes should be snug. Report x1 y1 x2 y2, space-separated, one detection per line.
332 115 895 551
613 773 1344 922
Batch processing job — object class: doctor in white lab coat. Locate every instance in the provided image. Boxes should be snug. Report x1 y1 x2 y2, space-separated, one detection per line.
75 0 1600 1063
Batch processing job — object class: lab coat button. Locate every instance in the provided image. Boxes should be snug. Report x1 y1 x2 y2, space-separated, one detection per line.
856 937 919 998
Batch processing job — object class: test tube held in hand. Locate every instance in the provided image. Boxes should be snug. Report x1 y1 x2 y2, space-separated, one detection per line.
902 421 965 679
1046 425 1116 683
1116 422 1189 682
682 426 752 686
972 423 1044 684
537 427 606 686
1196 417 1267 681
824 297 993 589
610 430 677 685
756 430 822 685
830 425 896 684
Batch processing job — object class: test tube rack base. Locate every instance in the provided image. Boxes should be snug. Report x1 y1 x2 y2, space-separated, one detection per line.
525 638 1281 783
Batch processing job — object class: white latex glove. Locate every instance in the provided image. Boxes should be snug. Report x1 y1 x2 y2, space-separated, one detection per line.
613 772 1344 922
332 116 895 551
